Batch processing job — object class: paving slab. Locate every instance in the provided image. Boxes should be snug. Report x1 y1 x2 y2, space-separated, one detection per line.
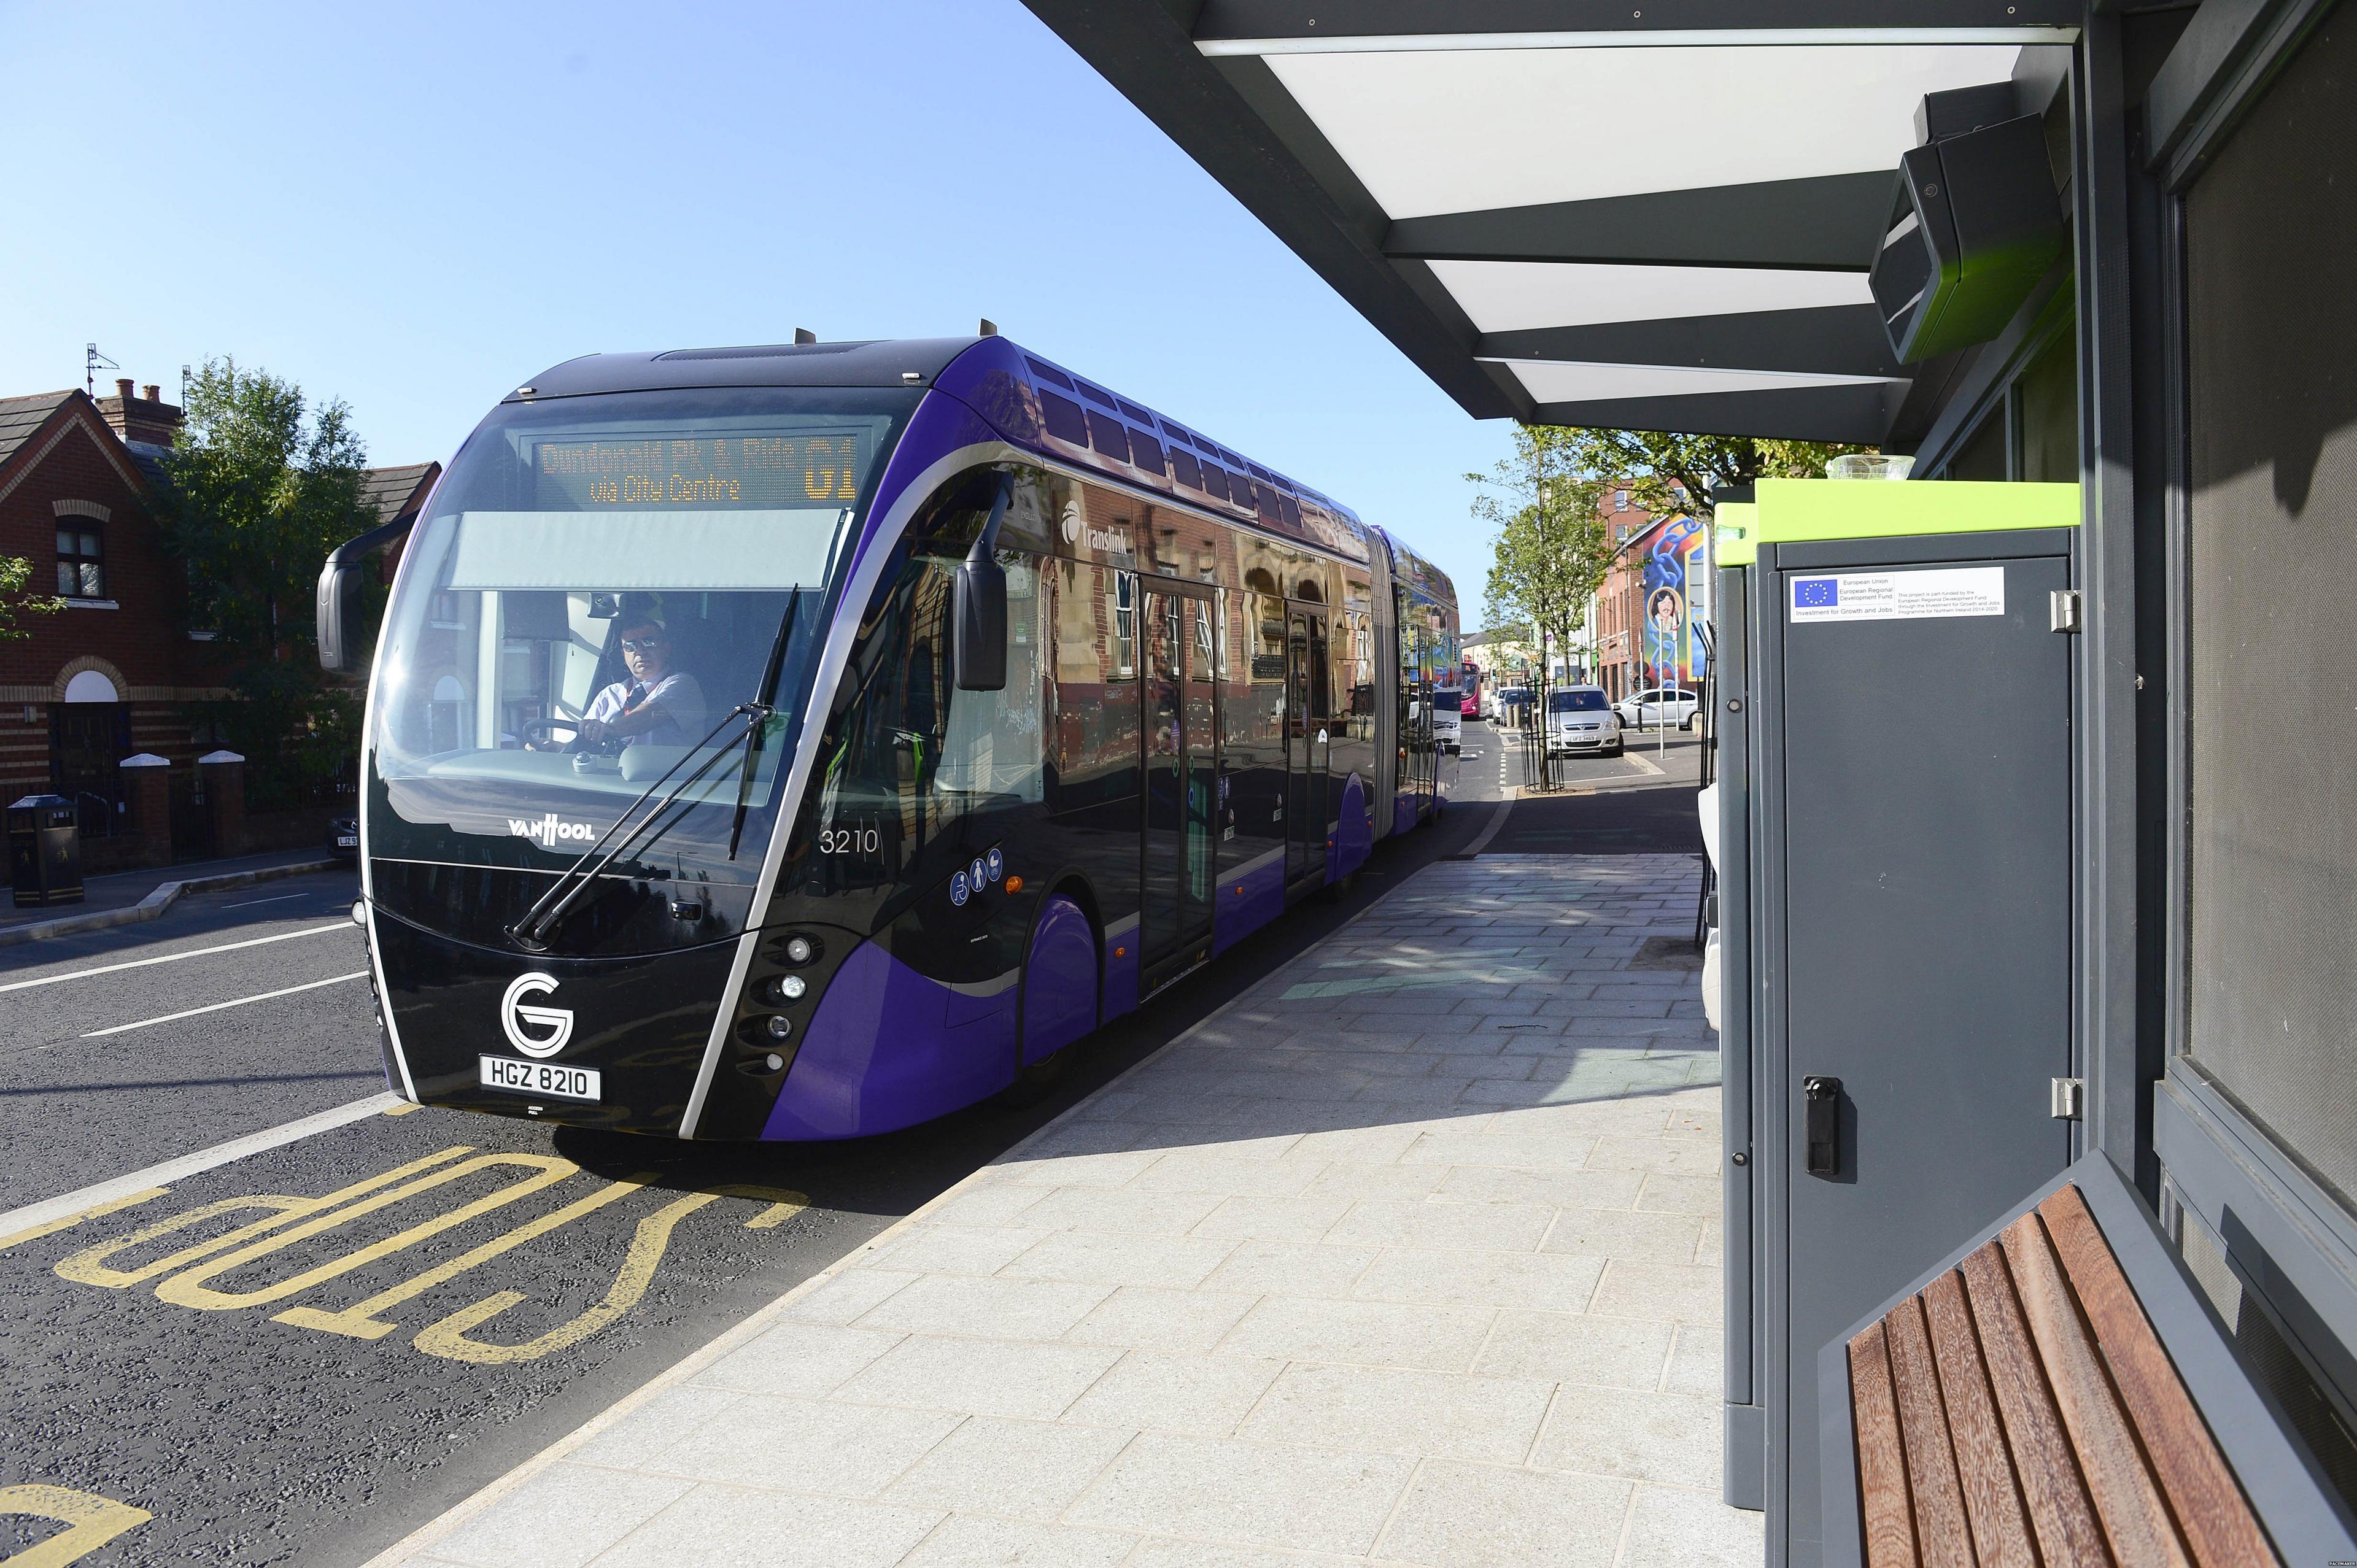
366 854 1760 1568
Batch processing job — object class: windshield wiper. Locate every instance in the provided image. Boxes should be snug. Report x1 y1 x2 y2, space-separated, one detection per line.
506 702 772 953
727 590 807 861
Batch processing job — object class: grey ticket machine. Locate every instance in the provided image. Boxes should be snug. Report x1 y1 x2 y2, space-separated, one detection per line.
1709 479 2083 1566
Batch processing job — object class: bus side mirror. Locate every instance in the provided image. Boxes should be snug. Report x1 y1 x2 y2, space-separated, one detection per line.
954 555 1008 692
317 557 366 675
954 472 1014 692
316 513 415 678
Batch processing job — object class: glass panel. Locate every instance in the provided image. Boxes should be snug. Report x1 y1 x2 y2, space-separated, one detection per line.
2185 10 2357 1209
367 387 911 894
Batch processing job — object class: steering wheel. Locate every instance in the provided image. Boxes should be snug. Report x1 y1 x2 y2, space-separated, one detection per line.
521 717 621 755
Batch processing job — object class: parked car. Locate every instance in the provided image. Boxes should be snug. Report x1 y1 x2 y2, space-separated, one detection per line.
1497 686 1532 727
328 815 359 860
1613 687 1702 731
1478 685 1500 720
1546 687 1623 756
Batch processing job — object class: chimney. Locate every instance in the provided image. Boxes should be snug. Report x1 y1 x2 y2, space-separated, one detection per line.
96 374 185 450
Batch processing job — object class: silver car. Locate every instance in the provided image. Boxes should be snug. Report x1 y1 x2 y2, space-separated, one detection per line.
1546 687 1623 756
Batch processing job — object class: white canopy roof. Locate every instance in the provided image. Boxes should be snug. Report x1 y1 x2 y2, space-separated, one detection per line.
1025 4 2078 444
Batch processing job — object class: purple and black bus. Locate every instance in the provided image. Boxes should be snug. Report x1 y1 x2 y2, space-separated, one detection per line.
323 337 1458 1140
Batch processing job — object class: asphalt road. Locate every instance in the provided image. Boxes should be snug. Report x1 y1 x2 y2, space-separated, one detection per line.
0 729 1701 1566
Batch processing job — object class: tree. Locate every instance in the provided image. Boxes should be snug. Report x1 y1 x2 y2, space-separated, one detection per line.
1471 426 1616 787
0 554 63 642
1541 430 1872 523
159 357 377 808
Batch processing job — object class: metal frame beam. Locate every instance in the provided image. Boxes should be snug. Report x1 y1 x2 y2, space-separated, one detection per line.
1385 174 1892 272
1193 0 2082 46
1477 305 1906 379
1529 379 1895 443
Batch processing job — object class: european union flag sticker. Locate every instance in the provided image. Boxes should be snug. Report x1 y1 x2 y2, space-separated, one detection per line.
1794 577 1840 609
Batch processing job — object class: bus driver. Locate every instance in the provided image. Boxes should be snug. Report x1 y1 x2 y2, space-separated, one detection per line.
563 611 706 751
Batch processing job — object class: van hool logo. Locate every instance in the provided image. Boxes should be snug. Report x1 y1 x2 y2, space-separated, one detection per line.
509 813 598 846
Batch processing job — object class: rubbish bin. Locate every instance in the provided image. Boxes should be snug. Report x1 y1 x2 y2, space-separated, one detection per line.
8 794 84 908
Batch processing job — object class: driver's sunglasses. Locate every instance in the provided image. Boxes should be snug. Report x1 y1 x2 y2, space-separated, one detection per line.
620 637 667 654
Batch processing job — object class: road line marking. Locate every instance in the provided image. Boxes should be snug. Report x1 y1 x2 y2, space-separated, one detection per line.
80 971 370 1038
0 1188 169 1255
0 1092 402 1242
1461 798 1515 857
1625 751 1666 776
220 892 309 910
0 921 351 994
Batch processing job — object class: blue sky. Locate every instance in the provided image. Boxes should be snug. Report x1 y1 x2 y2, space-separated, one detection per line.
0 1 1515 625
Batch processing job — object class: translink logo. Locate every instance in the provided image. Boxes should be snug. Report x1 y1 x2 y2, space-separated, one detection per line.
509 813 599 846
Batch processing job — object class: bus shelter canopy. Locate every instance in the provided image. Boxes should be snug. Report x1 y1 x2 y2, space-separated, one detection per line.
1024 2 2078 444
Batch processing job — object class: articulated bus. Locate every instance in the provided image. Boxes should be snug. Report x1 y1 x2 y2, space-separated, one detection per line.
320 336 1458 1141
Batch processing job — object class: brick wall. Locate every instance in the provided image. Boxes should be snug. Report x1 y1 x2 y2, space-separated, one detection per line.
0 399 214 803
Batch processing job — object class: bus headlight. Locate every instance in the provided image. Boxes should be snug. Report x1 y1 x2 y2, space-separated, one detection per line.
765 1016 794 1040
766 975 807 1003
783 935 817 965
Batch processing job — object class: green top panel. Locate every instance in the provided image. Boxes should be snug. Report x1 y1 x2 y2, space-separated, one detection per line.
1714 502 1758 567
1754 479 2080 545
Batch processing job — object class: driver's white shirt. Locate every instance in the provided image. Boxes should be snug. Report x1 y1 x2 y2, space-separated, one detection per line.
586 670 706 747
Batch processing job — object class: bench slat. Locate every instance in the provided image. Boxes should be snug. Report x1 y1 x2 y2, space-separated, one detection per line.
1922 1268 2040 1568
2040 1186 2278 1568
1885 1294 1977 1568
2003 1211 2194 1568
1849 1318 1922 1568
1957 1239 2115 1567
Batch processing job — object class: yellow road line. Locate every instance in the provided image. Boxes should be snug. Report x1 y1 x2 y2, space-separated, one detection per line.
0 1485 152 1566
0 1189 168 1255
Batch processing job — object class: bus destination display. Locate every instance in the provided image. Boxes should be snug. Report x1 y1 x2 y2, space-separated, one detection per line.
535 431 869 508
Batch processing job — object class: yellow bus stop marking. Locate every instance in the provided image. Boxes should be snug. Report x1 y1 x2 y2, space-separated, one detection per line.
414 1186 807 1365
0 1191 169 1256
0 1486 150 1566
36 1145 810 1366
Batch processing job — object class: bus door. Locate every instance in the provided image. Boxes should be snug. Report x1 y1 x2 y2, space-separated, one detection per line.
1142 583 1217 986
1285 608 1331 886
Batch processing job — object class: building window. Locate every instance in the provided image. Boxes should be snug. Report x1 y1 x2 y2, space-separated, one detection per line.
1614 489 1630 512
56 525 104 598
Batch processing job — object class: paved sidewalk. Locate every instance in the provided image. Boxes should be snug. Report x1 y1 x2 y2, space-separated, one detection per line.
0 845 341 942
374 854 1754 1568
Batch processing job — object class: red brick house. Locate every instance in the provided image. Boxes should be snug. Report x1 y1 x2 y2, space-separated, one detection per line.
0 376 435 865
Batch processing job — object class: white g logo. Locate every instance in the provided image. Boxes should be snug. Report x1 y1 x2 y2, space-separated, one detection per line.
500 971 573 1059
1059 504 1082 545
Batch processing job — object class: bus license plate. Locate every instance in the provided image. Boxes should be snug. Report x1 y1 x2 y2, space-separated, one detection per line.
479 1056 601 1102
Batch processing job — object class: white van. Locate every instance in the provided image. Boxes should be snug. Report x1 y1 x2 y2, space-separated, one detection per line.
1431 689 1463 754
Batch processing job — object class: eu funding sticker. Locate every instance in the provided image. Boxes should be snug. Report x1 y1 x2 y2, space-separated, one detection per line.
1789 567 2007 624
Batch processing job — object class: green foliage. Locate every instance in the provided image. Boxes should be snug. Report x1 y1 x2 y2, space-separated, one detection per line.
158 357 378 808
1470 425 1614 661
0 552 64 642
1540 429 1873 522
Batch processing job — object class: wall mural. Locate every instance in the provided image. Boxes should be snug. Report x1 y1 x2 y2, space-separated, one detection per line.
1640 516 1709 688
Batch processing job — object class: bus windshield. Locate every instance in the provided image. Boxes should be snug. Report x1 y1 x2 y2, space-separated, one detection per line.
366 388 916 891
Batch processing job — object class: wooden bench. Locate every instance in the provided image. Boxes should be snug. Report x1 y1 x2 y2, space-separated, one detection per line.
1840 1181 2276 1567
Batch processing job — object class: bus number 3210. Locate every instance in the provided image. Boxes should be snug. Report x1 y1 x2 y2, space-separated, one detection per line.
818 822 881 855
